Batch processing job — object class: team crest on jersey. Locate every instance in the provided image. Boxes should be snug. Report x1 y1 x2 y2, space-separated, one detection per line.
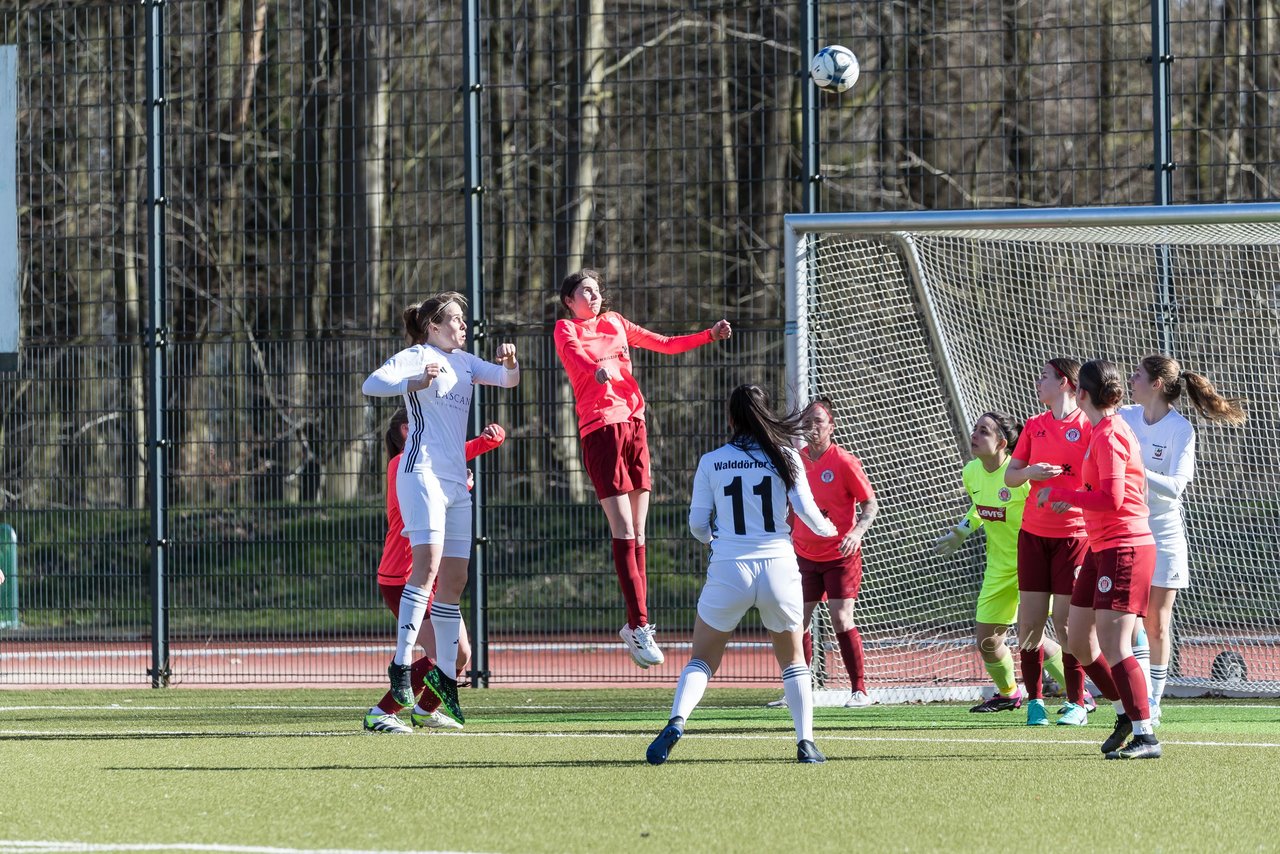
998 487 1011 502
1097 575 1113 593
1065 428 1082 442
821 469 835 484
1153 444 1166 460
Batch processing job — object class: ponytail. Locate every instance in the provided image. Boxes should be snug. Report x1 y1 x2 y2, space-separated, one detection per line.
385 408 410 460
1139 355 1246 425
403 291 467 344
727 384 803 491
1077 360 1125 409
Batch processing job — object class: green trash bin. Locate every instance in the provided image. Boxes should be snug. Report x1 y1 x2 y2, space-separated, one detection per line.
0 524 17 629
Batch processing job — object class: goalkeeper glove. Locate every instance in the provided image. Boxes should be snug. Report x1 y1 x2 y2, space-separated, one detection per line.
933 525 967 557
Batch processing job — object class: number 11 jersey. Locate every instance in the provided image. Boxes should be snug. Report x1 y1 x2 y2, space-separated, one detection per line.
689 440 835 562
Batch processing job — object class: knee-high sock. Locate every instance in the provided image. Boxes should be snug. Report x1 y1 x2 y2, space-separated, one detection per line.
802 631 813 666
1021 646 1046 699
394 585 431 666
430 601 462 681
1062 653 1087 704
1111 656 1152 731
1133 626 1152 697
782 663 815 742
1150 663 1169 704
611 538 647 628
984 654 1017 697
671 658 712 723
1082 654 1120 701
1043 646 1066 692
377 654 437 714
836 628 866 693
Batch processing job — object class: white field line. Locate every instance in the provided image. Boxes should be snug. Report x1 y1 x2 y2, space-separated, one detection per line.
0 842 489 854
2 702 1279 713
0 728 1276 749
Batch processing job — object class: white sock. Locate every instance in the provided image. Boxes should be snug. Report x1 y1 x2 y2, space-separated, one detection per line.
369 705 387 716
1150 664 1169 704
394 585 431 665
1113 700 1126 715
430 601 462 680
1133 627 1152 696
671 659 712 723
782 663 814 742
412 704 431 716
1132 718 1154 736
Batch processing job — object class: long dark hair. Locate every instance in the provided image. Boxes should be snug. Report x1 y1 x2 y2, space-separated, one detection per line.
1078 359 1125 409
385 408 409 460
727 384 803 491
978 410 1022 449
1139 354 1246 426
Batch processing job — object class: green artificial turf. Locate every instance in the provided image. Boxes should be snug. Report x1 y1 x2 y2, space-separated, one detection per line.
1 689 1277 853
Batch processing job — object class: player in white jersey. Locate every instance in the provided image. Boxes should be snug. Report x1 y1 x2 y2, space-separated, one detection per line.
1121 354 1244 721
646 384 838 765
362 291 520 723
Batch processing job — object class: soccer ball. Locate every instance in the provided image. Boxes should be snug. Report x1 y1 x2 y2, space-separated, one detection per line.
810 45 859 93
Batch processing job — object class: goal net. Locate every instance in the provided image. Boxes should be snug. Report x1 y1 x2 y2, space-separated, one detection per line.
787 204 1280 703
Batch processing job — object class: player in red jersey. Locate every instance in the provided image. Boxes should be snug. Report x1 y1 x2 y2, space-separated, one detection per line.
998 358 1094 725
1040 359 1160 759
554 269 731 668
361 408 505 733
787 397 878 707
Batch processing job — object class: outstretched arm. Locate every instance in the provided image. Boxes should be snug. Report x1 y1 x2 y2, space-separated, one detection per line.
621 315 731 355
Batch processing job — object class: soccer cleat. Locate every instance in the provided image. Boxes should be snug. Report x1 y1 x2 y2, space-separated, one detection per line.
844 690 874 708
646 722 684 765
620 623 665 668
424 666 465 724
1026 698 1049 726
362 711 412 734
1056 703 1089 726
1057 691 1098 716
1106 736 1163 760
1100 714 1133 754
970 687 1023 713
764 695 788 708
412 708 463 730
797 739 826 763
387 661 414 708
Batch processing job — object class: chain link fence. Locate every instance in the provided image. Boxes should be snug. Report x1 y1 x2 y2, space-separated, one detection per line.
2 0 1278 686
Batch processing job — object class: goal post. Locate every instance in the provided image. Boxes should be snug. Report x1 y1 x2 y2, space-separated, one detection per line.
785 203 1280 702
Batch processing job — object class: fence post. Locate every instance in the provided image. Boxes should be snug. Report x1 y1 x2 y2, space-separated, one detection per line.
463 0 489 688
799 0 820 214
144 0 171 687
1151 0 1176 357
0 524 17 629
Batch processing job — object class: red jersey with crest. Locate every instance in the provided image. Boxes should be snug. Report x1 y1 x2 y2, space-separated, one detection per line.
553 312 715 437
790 443 875 562
1046 414 1153 550
1011 408 1091 539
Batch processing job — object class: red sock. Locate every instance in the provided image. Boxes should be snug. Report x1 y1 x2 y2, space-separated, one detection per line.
1020 647 1046 700
376 654 436 714
1082 654 1120 701
802 631 814 666
836 627 866 693
1062 653 1087 704
612 538 646 628
1111 656 1151 721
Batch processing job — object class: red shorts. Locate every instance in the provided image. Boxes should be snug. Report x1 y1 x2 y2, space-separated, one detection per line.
581 419 652 499
798 552 862 602
1017 530 1088 596
378 582 434 616
1070 544 1156 616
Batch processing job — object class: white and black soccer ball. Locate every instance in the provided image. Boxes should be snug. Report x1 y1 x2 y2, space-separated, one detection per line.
810 45 859 93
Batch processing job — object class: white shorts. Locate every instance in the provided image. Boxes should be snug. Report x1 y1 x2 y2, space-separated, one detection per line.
397 469 472 556
697 557 804 634
1151 519 1189 590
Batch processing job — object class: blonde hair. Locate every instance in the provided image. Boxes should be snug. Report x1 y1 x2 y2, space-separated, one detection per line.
1140 354 1246 426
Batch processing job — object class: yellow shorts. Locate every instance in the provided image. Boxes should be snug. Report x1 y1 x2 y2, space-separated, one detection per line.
975 566 1019 626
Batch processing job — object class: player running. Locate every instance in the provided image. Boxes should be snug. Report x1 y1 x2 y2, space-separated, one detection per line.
1040 359 1160 759
789 396 878 707
554 269 731 669
645 384 838 765
935 412 1030 711
1120 355 1245 724
1001 358 1094 726
361 408 505 734
362 292 520 724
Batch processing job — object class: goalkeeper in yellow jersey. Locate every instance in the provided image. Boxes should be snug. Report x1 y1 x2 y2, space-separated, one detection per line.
934 412 1030 711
